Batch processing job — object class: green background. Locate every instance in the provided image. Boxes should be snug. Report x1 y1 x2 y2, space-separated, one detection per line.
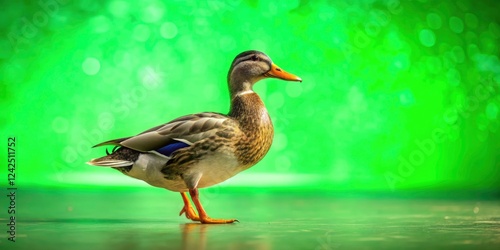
1 0 499 193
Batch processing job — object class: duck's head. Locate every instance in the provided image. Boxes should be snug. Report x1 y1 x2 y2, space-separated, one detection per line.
227 50 302 98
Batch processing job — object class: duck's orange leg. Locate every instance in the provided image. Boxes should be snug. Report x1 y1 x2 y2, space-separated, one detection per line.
179 192 200 221
189 188 238 224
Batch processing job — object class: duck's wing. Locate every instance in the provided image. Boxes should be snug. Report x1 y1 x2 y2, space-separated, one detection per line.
93 112 237 153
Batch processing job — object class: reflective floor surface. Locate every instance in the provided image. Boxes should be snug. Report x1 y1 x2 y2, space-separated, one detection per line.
1 188 499 249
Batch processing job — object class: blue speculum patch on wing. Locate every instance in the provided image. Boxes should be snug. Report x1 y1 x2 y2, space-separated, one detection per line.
155 141 190 157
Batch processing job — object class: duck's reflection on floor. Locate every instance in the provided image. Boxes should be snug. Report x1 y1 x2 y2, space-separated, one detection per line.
179 222 271 250
180 223 208 250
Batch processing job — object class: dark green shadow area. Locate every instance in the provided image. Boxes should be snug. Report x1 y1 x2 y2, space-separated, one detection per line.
2 187 499 249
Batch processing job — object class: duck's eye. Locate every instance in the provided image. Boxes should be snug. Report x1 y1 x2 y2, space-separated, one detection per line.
251 55 259 61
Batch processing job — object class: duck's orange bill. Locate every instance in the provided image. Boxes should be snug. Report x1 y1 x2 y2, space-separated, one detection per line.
266 63 302 82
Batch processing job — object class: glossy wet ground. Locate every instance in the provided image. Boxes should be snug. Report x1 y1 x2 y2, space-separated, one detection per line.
2 188 499 249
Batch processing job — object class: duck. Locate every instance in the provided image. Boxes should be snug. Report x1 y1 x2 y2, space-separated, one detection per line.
87 50 302 224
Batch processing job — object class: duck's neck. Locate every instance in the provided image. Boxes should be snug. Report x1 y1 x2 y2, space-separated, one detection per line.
228 77 253 99
228 91 274 167
228 91 273 132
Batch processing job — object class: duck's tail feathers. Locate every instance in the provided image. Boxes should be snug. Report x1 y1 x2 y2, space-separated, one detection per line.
88 146 139 167
86 158 133 167
92 137 130 148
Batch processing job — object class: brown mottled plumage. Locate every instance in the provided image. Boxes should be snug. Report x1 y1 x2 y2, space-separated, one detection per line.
87 50 301 224
230 92 274 166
